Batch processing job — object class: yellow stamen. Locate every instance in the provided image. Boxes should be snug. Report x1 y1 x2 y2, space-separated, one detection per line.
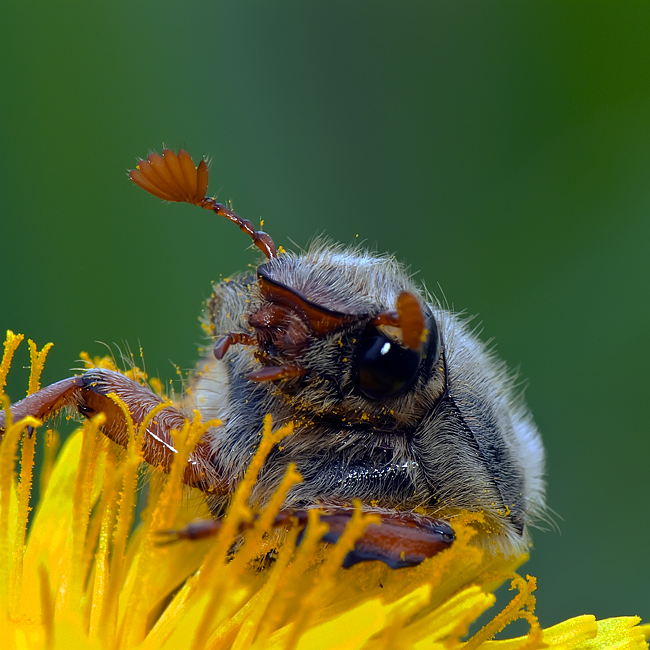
189 415 295 650
11 340 54 612
0 330 24 394
0 400 41 616
465 574 540 650
88 444 120 643
67 413 105 611
27 339 53 395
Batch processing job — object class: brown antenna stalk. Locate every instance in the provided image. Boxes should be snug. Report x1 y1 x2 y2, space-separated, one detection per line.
129 148 277 259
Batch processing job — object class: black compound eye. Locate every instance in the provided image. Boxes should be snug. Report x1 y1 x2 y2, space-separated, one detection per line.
353 331 422 400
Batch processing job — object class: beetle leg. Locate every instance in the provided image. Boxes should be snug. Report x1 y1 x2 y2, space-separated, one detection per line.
0 368 226 495
0 376 84 425
245 365 307 382
316 509 455 569
161 508 454 569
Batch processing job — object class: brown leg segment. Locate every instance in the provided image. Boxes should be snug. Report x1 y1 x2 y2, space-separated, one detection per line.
163 508 455 569
0 377 83 426
0 369 225 495
317 510 455 568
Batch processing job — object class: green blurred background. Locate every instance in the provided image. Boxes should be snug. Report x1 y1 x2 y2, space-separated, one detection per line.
1 1 648 628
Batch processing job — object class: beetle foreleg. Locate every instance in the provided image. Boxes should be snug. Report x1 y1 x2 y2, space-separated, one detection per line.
0 369 225 495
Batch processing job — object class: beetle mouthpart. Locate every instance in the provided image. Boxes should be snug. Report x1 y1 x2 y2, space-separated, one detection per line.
213 333 257 360
245 365 307 382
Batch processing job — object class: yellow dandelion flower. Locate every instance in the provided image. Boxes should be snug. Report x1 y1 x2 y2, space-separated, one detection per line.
0 330 648 650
